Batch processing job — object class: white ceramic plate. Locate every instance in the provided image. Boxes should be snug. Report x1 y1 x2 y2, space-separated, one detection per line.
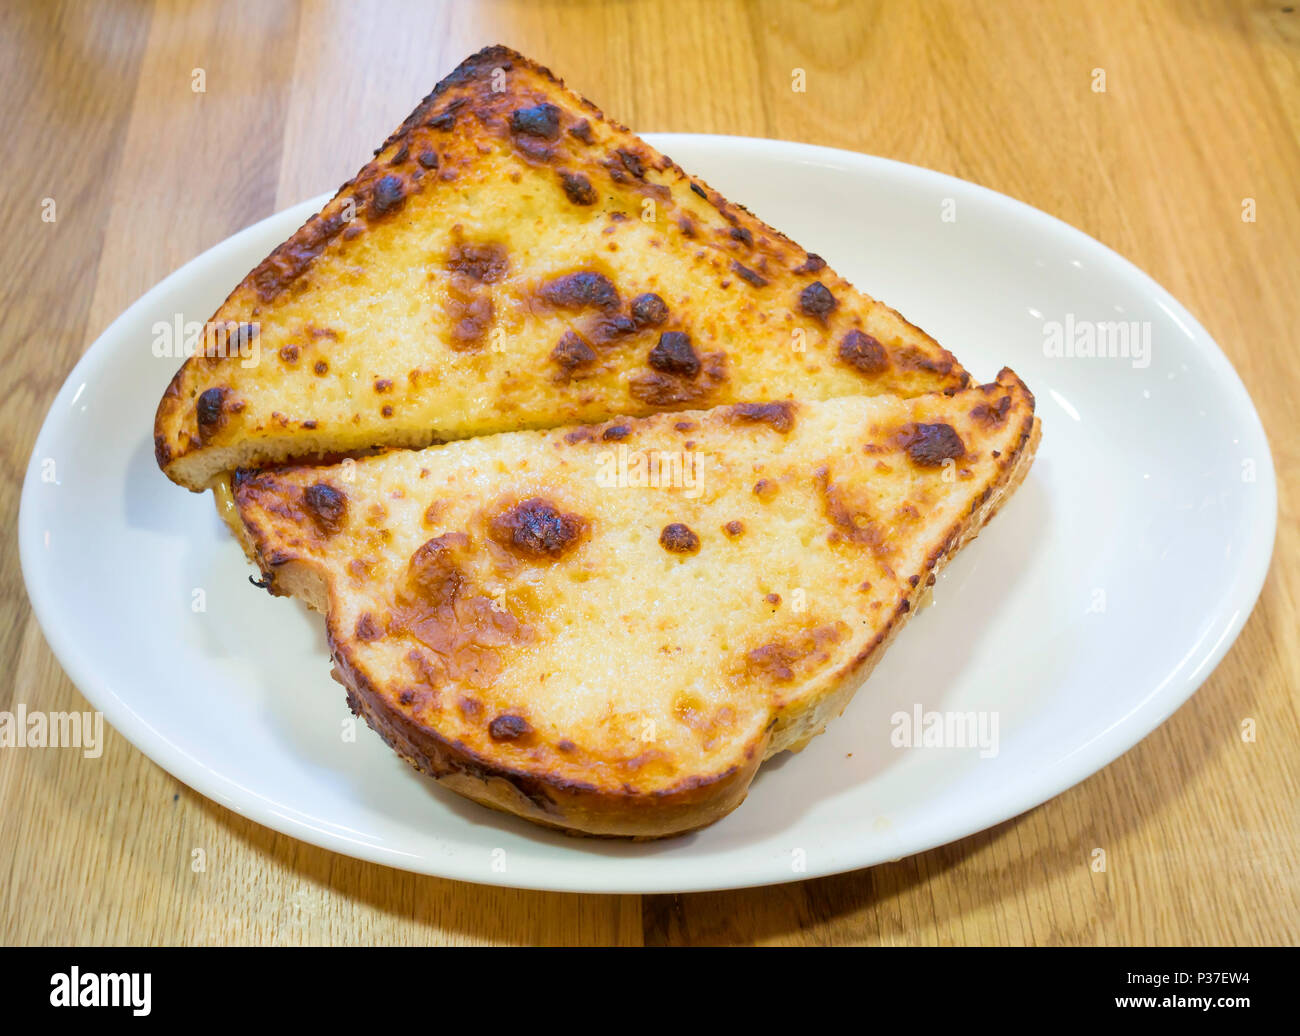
19 134 1275 893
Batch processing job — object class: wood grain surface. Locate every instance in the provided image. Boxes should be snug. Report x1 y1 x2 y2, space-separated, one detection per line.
1 0 1296 946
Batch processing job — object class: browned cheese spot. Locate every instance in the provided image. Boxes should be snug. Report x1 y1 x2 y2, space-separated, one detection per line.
551 331 597 374
302 482 347 536
489 498 588 561
659 523 700 555
799 281 838 322
406 532 470 605
731 261 767 288
370 175 406 217
446 239 508 283
510 103 561 140
392 530 531 691
614 148 645 178
354 613 382 641
745 624 845 682
539 271 620 311
895 344 954 375
898 422 966 467
488 714 532 742
629 351 727 406
815 468 890 557
559 170 597 205
648 331 699 377
446 291 493 350
838 329 889 376
439 237 505 352
971 394 1013 427
587 311 636 346
195 387 228 440
728 401 796 434
629 292 669 328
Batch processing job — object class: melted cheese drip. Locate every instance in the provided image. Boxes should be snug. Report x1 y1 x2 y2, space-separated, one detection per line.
211 473 258 561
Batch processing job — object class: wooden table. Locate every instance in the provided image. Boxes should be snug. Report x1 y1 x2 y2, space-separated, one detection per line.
2 0 1296 946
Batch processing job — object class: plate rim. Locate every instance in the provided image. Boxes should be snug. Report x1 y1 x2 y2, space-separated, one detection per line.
18 133 1278 893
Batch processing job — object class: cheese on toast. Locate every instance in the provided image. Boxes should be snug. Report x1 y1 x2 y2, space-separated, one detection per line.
233 371 1038 837
156 45 968 490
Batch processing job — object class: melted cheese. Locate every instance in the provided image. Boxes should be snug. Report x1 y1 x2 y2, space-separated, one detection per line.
211 473 258 560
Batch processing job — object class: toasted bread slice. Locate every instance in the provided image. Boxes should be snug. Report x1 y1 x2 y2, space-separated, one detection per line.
155 45 968 491
233 371 1039 838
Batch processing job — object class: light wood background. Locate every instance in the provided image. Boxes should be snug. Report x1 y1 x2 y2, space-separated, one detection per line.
2 0 1296 946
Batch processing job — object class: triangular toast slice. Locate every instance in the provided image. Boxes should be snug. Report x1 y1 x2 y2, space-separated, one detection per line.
156 45 968 491
232 370 1039 837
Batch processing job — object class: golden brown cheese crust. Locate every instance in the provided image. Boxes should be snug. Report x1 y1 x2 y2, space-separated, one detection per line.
155 45 968 490
233 371 1038 838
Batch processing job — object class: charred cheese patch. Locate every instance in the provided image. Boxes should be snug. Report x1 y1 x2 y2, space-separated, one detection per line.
155 45 968 490
233 371 1039 837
